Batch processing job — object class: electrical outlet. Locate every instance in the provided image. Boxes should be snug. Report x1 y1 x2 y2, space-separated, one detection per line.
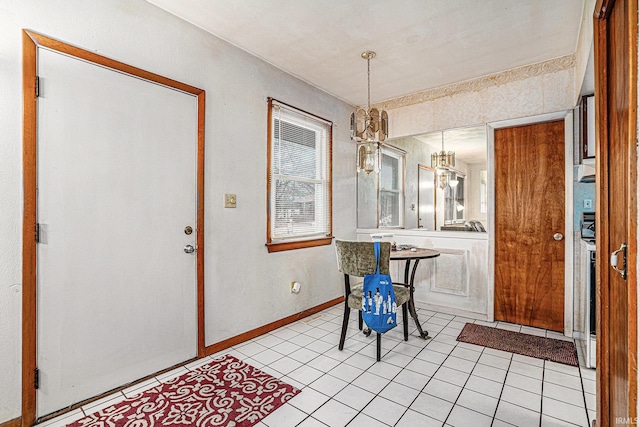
290 281 301 293
224 194 236 208
584 199 593 209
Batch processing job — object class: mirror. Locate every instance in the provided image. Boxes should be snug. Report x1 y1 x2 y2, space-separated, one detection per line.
357 124 488 231
418 165 435 230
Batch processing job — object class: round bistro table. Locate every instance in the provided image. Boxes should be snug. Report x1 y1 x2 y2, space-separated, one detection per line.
390 248 440 339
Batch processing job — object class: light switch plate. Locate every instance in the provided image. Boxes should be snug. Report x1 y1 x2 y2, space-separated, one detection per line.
224 194 237 208
584 199 593 209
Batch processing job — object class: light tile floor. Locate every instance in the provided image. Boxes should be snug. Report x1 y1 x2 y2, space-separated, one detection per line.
38 303 595 427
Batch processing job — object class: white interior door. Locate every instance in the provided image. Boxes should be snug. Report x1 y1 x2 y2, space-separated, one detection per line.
36 48 198 417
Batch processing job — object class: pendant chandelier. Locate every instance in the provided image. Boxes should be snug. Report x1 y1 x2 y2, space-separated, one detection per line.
431 132 456 189
350 51 388 174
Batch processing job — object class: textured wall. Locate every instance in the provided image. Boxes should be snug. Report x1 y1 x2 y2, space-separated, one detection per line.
574 0 597 99
386 65 576 139
0 1 588 422
0 0 355 422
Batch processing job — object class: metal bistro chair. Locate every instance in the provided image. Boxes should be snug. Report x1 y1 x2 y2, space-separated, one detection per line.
335 240 410 361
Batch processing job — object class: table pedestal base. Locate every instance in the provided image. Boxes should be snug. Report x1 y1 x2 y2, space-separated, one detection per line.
402 257 431 339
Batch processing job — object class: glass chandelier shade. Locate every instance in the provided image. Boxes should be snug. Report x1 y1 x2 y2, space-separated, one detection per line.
357 141 380 174
431 150 456 171
431 132 456 189
350 51 388 174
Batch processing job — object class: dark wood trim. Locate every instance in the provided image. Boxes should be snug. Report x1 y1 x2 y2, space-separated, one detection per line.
266 98 274 247
28 297 342 424
0 419 20 427
328 120 333 240
594 0 638 424
0 418 21 427
265 98 333 252
267 97 334 126
594 14 610 427
205 297 343 355
266 237 333 253
196 90 206 358
21 30 206 426
21 29 38 427
594 0 615 18
625 0 638 416
23 31 204 95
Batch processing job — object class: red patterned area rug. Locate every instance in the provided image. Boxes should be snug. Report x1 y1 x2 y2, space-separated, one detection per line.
457 323 579 366
67 354 300 427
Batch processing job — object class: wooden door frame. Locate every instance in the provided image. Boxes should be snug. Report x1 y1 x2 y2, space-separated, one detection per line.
486 111 574 335
21 30 206 427
593 0 638 424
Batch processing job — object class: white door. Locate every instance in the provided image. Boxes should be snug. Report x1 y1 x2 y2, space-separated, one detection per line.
36 48 198 417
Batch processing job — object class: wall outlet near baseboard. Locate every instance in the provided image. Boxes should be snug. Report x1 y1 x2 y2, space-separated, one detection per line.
290 281 301 293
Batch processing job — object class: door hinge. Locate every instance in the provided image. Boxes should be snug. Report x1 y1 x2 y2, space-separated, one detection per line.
35 76 40 97
35 223 40 243
34 368 40 389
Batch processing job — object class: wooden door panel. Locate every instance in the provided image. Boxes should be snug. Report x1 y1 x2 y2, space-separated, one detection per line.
594 0 638 424
494 120 565 332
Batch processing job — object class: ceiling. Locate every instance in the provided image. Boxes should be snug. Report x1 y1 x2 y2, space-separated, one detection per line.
147 0 586 107
415 126 488 163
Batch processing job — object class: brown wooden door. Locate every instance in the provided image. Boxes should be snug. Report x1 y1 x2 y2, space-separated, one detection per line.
594 0 638 425
494 120 565 332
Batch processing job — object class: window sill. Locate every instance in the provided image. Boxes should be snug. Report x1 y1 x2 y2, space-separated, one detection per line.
266 237 333 253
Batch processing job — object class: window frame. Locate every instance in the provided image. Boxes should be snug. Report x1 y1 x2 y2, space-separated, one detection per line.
444 170 466 224
266 98 333 253
378 145 405 229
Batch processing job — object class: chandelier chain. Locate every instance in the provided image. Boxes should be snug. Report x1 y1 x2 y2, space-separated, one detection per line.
367 57 371 111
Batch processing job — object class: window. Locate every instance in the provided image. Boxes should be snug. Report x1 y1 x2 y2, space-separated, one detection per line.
444 171 465 223
266 99 332 252
378 146 404 228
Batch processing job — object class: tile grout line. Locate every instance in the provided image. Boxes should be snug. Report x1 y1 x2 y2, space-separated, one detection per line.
486 337 514 426
269 313 346 426
540 360 546 427
440 318 482 425
577 360 592 426
386 310 444 425
319 309 450 425
344 310 442 426
418 316 498 425
293 312 395 426
539 359 590 427
43 307 590 427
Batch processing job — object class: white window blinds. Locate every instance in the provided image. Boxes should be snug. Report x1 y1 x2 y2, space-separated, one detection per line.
268 100 332 245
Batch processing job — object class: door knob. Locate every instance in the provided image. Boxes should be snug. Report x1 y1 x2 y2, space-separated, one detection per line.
184 244 195 254
553 233 564 241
